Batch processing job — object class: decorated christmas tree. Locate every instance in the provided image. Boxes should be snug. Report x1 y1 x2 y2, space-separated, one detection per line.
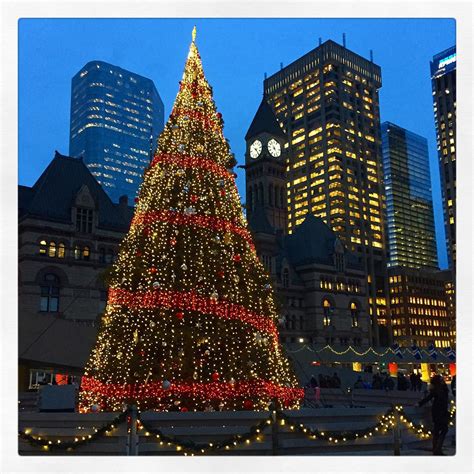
79 28 303 412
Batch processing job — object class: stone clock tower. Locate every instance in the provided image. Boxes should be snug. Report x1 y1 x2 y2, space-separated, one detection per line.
244 97 288 233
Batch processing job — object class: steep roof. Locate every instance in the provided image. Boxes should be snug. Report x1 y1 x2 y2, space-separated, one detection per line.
284 214 361 270
245 98 286 141
19 151 133 231
247 205 276 235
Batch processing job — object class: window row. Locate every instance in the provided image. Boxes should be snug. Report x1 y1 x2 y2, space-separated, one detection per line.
39 240 115 263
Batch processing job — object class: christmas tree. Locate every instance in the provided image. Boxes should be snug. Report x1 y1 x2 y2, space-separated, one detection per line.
79 28 303 412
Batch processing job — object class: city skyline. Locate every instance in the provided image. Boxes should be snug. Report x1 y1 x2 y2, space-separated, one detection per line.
18 18 455 268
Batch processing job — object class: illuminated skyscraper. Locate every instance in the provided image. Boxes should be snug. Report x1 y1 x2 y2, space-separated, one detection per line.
381 122 438 269
261 40 388 346
69 61 164 203
430 47 456 269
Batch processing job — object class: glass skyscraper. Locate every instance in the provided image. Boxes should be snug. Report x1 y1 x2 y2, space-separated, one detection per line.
430 47 456 270
381 122 438 269
69 60 164 203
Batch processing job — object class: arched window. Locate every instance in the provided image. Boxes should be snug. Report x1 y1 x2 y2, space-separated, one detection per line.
48 241 56 258
282 268 289 288
58 243 65 259
323 299 332 326
350 302 359 327
280 187 285 209
105 249 114 263
268 184 274 208
98 248 106 263
74 245 81 260
39 240 47 255
40 273 60 312
258 182 264 205
247 188 253 211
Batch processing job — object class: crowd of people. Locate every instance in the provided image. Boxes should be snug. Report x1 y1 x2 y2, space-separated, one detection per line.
352 371 425 391
306 373 341 389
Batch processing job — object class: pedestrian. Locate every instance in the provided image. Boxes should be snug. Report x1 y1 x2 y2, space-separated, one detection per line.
410 372 417 391
309 375 318 388
418 374 450 455
415 372 423 391
451 374 456 397
354 376 364 389
332 372 341 388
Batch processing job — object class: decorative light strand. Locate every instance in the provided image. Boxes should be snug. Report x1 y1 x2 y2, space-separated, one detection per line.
107 288 279 342
81 377 303 403
150 152 234 180
18 409 128 452
131 209 255 251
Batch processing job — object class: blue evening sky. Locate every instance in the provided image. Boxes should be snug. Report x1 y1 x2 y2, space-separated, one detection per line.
18 18 455 269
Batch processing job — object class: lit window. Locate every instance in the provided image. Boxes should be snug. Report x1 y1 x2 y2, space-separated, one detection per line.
323 299 332 326
58 243 65 259
350 302 359 328
48 242 56 258
39 240 47 255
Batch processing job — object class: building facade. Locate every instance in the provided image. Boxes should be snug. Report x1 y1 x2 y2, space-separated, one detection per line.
69 60 164 203
248 211 370 348
430 47 456 270
18 152 133 390
261 40 389 345
381 122 438 269
388 266 455 349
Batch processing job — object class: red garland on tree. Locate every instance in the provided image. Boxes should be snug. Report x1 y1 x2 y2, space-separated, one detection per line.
79 26 302 413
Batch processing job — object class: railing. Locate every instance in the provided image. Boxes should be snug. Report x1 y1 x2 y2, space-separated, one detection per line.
18 402 455 456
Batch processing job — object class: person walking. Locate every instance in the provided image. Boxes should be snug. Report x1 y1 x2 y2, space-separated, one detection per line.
418 374 450 455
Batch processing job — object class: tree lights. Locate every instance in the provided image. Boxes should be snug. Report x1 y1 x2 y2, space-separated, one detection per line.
78 28 302 413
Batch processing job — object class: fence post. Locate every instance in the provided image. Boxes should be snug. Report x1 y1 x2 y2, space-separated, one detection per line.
271 398 278 455
392 405 401 456
128 405 138 456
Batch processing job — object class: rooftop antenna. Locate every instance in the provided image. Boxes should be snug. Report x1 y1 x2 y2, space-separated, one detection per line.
264 72 267 80
319 37 322 46
280 62 283 70
343 33 346 48
370 49 374 62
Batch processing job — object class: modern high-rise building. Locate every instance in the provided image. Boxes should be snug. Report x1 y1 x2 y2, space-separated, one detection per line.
262 39 388 346
388 266 455 349
69 60 164 203
381 122 438 269
430 47 456 270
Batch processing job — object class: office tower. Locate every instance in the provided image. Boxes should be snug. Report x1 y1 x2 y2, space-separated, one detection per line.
263 40 388 346
388 266 454 349
69 60 164 203
430 47 456 269
381 122 438 269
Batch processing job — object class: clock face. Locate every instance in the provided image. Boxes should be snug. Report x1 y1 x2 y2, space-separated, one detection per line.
268 139 281 157
249 139 262 159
